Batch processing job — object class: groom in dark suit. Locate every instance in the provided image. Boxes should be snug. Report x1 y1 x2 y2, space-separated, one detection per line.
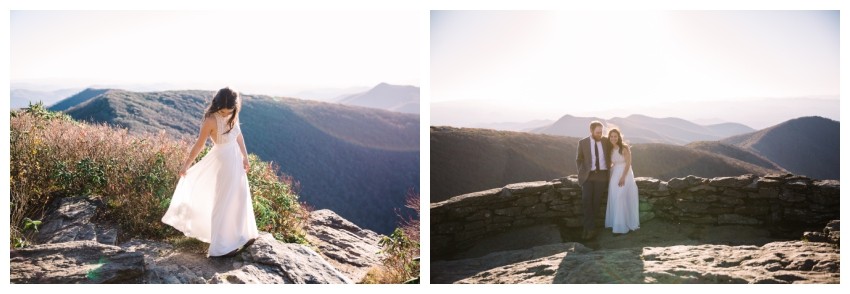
576 121 611 240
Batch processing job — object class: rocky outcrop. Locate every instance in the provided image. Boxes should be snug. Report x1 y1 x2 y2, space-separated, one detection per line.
432 243 594 283
238 232 352 284
803 220 840 245
37 196 116 245
123 231 352 284
11 196 143 283
642 241 839 283
306 209 383 282
434 240 838 284
12 196 369 284
432 221 840 284
431 174 839 259
121 239 229 284
10 241 145 283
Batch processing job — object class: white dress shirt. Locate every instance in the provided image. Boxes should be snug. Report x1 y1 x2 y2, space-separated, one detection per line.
590 137 607 171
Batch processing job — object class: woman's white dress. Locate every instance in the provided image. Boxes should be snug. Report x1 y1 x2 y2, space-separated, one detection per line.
604 147 640 234
162 113 259 256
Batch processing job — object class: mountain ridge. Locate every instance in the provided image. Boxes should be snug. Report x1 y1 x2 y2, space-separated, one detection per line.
532 114 755 145
429 126 781 203
337 83 420 114
49 89 420 234
720 116 839 180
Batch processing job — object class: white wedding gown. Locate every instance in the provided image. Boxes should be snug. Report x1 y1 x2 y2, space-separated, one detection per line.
604 147 640 234
162 113 259 256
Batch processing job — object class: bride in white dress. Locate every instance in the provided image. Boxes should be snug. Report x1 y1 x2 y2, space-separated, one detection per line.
604 128 640 234
161 87 259 257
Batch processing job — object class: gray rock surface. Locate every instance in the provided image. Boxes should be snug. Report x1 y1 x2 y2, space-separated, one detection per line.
240 232 353 284
209 264 286 284
433 219 839 284
37 197 99 244
11 240 145 283
15 196 369 284
306 209 383 282
433 240 838 284
803 220 840 244
642 241 838 283
121 232 355 284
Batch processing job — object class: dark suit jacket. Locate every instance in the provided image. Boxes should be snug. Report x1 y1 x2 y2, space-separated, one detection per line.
576 136 612 186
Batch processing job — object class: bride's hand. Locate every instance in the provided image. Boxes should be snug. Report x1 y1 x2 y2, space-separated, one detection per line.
243 157 250 171
179 164 189 177
618 177 625 187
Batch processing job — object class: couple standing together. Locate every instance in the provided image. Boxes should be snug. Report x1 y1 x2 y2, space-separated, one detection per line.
576 121 640 240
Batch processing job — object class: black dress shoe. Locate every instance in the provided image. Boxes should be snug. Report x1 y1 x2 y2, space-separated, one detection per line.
242 237 257 249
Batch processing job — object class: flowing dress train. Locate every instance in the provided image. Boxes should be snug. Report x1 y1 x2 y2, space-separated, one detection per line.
162 113 259 256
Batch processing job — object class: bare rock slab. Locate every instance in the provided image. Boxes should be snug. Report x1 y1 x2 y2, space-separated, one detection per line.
306 209 383 282
37 197 98 244
241 232 353 284
11 240 145 283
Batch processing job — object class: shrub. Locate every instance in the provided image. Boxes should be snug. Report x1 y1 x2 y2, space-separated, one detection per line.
362 192 420 284
10 104 309 247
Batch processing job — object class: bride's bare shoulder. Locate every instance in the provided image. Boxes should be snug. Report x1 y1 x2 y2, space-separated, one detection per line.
202 114 216 124
200 115 217 130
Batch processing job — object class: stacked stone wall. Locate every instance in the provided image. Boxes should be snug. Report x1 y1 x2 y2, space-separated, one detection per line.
431 174 839 259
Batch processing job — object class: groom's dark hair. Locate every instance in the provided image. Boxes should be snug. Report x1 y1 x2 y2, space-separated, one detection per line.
589 121 604 131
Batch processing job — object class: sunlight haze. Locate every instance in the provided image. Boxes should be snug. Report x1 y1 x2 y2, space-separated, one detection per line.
431 10 839 129
11 10 420 95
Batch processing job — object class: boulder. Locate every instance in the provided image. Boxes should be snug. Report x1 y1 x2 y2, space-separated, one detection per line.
305 209 383 282
10 240 145 283
37 196 99 244
241 232 352 284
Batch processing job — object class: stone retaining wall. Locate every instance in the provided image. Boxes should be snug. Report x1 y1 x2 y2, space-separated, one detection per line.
431 174 839 259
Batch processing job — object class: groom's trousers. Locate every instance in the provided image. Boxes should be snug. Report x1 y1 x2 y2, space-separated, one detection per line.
582 170 609 233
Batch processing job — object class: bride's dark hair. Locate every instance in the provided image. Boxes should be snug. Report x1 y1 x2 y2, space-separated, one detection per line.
204 87 240 134
606 128 628 167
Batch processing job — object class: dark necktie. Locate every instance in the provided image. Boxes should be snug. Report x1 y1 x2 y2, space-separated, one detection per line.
594 140 600 171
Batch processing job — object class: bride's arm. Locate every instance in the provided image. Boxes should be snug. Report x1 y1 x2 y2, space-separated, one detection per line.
236 120 250 171
237 133 248 160
620 146 632 183
180 116 214 176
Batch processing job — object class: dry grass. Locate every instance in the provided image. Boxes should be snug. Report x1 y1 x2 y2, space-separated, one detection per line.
167 236 209 255
10 103 309 247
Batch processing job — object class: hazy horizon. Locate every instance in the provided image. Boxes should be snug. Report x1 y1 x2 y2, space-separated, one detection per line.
431 10 839 131
432 95 839 131
11 10 419 99
10 80 416 102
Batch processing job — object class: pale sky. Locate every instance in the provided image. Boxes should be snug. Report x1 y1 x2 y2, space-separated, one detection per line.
11 10 420 94
431 10 839 126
